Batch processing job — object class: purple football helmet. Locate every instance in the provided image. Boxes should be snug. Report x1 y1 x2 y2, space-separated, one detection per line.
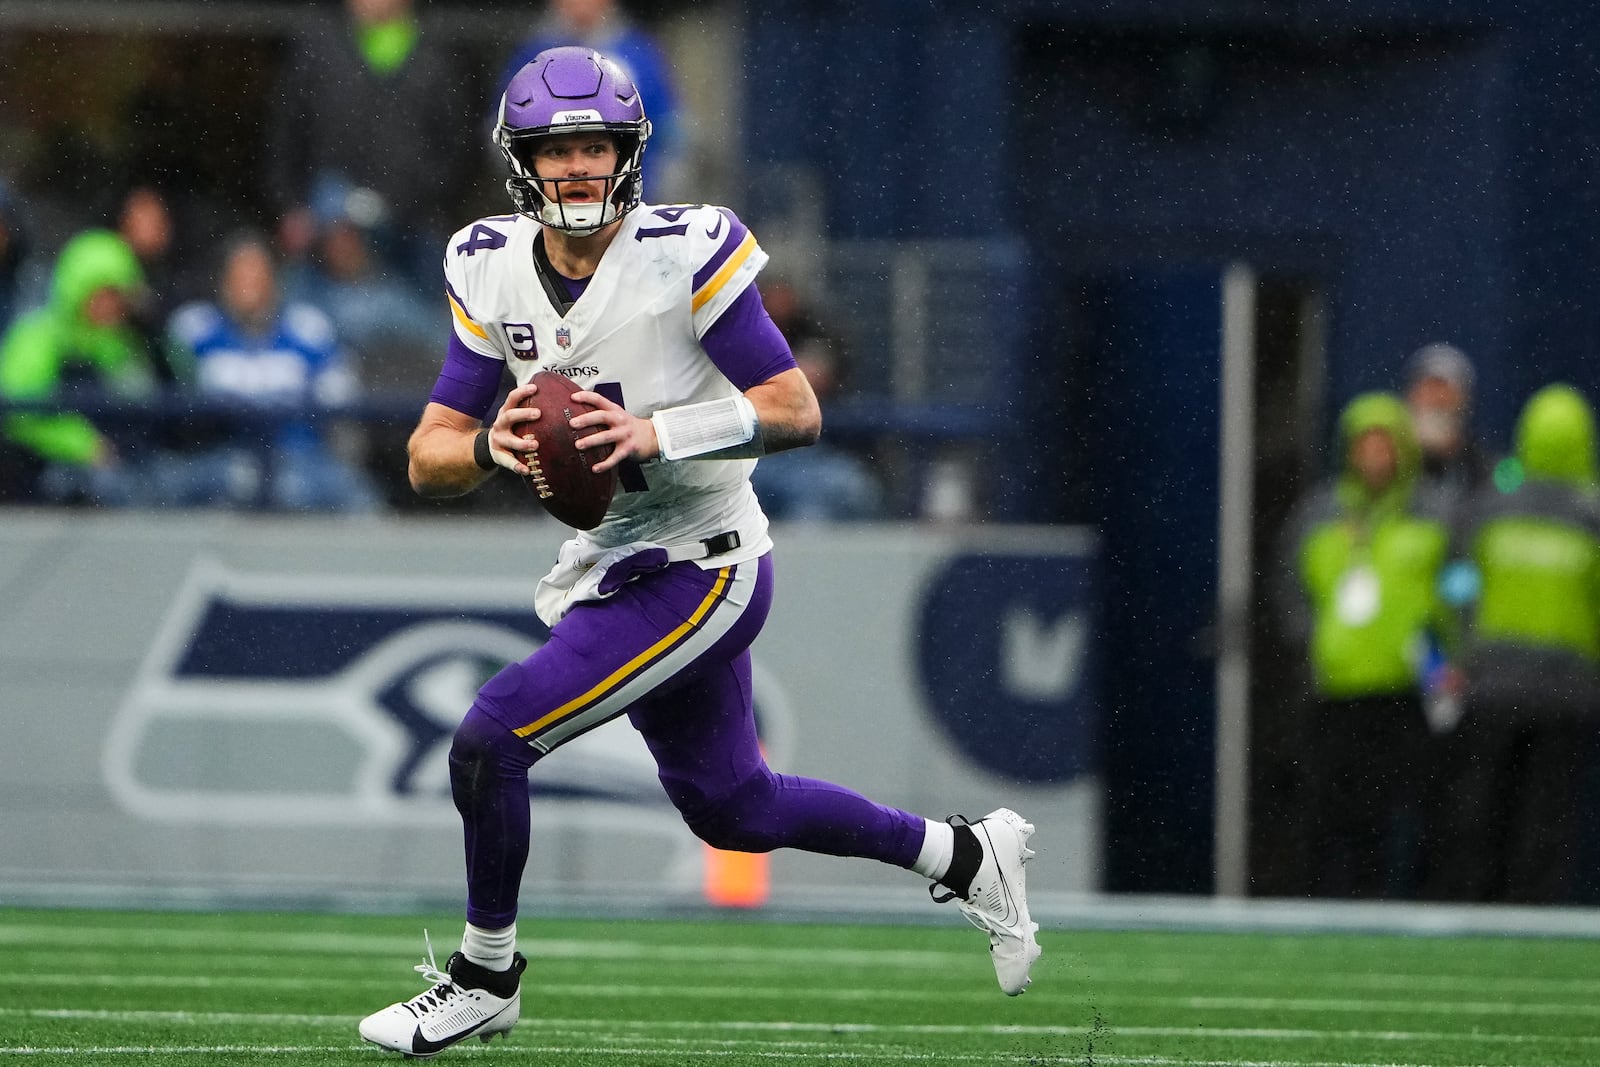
494 47 652 235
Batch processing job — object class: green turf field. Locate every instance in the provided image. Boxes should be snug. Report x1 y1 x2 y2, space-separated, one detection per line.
3 905 1599 1065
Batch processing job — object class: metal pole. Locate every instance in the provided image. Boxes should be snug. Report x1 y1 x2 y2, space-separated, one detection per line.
1214 262 1257 898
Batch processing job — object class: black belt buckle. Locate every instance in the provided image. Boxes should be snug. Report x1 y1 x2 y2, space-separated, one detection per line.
702 531 741 556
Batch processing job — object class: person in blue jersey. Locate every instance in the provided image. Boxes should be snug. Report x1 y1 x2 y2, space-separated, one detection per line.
357 48 1041 1058
164 234 381 512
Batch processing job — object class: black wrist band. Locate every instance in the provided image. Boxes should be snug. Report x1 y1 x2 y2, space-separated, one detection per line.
473 427 496 472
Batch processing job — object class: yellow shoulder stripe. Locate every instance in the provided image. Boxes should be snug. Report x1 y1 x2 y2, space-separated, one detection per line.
447 291 489 340
692 233 758 313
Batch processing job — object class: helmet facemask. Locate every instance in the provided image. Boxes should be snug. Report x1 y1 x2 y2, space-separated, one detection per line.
497 124 649 236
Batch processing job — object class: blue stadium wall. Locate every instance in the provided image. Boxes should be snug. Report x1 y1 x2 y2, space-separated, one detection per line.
746 0 1600 893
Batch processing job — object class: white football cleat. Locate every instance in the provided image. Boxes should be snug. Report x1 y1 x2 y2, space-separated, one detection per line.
937 808 1041 995
358 935 525 1058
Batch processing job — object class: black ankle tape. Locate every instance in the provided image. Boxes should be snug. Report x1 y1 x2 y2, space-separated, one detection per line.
448 951 526 998
940 824 982 899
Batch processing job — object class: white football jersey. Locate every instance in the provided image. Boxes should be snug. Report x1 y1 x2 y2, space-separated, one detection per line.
442 203 774 561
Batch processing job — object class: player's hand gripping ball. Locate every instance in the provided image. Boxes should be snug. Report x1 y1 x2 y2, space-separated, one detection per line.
513 370 617 530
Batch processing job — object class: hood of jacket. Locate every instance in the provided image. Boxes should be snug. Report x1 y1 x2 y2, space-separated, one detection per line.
47 229 145 320
1336 391 1420 512
1516 383 1597 488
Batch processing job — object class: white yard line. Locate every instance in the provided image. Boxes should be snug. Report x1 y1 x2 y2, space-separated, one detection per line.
0 1047 1549 1067
0 1048 359 1057
1181 994 1600 1017
7 883 1600 939
15 957 1600 999
3 1006 1597 1047
5 972 1599 1015
0 925 974 968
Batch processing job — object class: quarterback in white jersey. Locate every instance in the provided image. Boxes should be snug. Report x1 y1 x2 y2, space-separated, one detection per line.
359 46 1040 1060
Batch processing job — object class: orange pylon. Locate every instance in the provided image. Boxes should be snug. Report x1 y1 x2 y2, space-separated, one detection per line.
703 843 770 908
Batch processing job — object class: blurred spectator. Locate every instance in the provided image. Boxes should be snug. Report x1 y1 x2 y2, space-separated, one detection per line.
266 0 474 294
498 0 687 202
1274 392 1455 898
282 176 440 394
749 279 885 521
763 275 826 353
1405 342 1494 506
112 183 209 383
164 235 382 513
0 230 161 505
1428 384 1600 903
105 182 246 470
116 184 176 352
0 180 31 336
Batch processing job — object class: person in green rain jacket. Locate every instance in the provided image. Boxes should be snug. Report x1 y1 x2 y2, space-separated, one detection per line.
0 229 158 503
1429 384 1600 903
1278 391 1454 898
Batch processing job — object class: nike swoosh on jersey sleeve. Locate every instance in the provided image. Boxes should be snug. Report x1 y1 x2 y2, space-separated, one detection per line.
691 209 751 296
691 232 759 314
689 208 769 337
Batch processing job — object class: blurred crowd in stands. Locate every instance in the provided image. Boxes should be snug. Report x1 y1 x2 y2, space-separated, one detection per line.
0 0 886 519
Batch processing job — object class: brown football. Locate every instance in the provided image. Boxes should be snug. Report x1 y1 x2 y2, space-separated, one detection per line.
511 370 617 530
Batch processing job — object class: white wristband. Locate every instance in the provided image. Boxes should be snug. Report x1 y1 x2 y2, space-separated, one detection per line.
651 395 762 460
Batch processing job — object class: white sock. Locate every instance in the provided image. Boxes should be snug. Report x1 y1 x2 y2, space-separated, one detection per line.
910 818 955 882
461 922 517 972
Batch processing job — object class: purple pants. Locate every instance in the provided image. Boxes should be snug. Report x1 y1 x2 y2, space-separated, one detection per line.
451 552 928 927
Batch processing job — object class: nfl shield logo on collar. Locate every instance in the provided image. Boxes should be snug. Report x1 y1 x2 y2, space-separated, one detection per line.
556 327 573 350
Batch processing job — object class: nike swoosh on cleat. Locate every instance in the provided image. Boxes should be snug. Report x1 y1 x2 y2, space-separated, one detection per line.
410 1014 496 1057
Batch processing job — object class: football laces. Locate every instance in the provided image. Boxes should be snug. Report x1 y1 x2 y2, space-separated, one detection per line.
526 452 552 499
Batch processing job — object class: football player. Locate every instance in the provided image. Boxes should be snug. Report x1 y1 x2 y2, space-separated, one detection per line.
358 46 1041 1057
